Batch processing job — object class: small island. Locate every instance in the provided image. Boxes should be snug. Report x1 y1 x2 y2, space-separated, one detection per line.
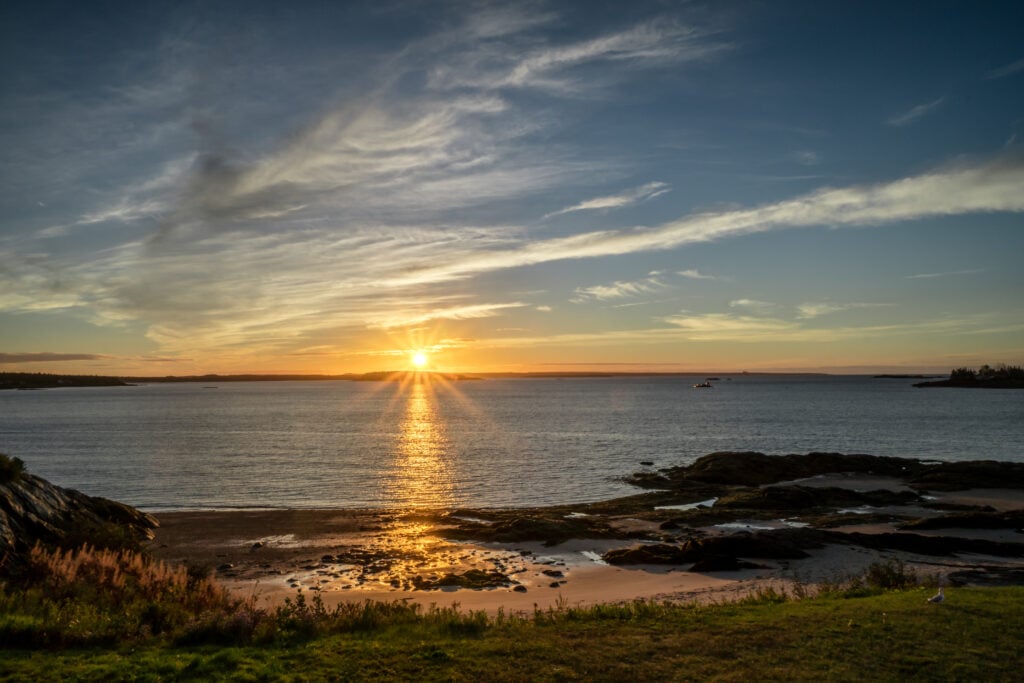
914 364 1024 389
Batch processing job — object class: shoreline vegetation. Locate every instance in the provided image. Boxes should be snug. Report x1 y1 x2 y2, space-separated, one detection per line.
913 364 1024 389
2 450 1023 678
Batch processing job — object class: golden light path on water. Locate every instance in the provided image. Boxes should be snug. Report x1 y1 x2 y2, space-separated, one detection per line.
384 374 455 508
235 371 536 597
348 371 519 592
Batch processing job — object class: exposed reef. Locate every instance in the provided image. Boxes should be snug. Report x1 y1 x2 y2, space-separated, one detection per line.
624 451 1024 492
427 451 1024 585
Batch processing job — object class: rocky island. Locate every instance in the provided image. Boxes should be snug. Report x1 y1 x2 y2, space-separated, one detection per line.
914 364 1024 389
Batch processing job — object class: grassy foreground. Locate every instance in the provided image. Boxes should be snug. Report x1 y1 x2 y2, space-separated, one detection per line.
2 586 1022 681
1 546 1021 680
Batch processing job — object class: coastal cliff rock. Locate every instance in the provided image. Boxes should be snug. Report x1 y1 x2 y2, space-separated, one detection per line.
0 456 157 575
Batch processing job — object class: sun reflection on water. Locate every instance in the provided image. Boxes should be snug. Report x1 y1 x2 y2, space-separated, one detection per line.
383 375 456 508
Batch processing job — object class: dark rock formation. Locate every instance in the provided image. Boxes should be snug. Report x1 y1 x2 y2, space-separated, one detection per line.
604 527 1024 567
907 461 1024 491
628 452 919 490
716 485 920 511
442 514 630 546
604 531 816 566
603 543 691 565
900 510 1024 531
838 531 1024 558
0 468 157 575
625 451 1024 493
689 556 768 572
411 569 511 590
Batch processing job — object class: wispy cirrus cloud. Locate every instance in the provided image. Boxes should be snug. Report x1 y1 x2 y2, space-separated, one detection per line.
887 97 945 127
796 302 891 319
728 299 777 314
398 155 1024 285
658 311 1024 343
906 268 986 279
367 302 529 329
545 182 670 218
985 57 1024 80
0 352 109 364
662 312 796 338
677 269 717 280
6 155 1024 360
470 310 1024 350
431 20 730 94
572 272 666 302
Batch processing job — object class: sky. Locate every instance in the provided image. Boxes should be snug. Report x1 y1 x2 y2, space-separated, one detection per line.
1 0 1023 375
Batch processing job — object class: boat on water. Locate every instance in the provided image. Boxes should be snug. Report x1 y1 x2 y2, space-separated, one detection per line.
693 382 713 388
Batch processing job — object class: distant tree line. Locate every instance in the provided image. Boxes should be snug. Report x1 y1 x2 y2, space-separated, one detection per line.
949 364 1024 382
0 373 129 390
916 363 1024 388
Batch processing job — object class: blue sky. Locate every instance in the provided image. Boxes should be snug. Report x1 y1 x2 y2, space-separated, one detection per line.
1 0 1023 374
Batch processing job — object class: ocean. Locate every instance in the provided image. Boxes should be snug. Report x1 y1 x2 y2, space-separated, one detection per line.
1 375 1021 511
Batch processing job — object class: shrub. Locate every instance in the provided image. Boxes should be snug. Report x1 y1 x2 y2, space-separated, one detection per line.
863 558 917 590
0 453 26 484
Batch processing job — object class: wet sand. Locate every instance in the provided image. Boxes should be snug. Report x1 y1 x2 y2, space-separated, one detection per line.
147 510 753 613
147 482 1024 614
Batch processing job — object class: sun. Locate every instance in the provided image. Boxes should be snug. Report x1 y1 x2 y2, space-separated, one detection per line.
411 351 428 369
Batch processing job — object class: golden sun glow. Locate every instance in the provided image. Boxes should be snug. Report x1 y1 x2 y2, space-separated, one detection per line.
412 351 428 369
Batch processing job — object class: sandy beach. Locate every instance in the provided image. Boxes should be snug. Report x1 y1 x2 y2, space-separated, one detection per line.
146 472 1024 614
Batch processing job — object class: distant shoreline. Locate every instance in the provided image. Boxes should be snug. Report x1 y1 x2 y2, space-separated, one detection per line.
2 370 841 390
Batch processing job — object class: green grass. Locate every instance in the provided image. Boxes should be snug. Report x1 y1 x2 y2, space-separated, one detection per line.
2 587 1022 681
2 546 1021 680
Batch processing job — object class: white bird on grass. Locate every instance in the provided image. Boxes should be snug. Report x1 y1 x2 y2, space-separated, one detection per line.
927 587 945 603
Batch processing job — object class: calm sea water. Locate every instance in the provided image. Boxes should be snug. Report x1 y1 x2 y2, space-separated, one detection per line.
1 376 1021 510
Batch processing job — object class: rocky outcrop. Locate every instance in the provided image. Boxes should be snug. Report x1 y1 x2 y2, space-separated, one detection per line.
1 470 157 575
900 510 1024 531
625 451 1024 492
907 460 1024 491
442 514 632 546
604 528 1024 569
604 532 816 566
715 485 920 511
